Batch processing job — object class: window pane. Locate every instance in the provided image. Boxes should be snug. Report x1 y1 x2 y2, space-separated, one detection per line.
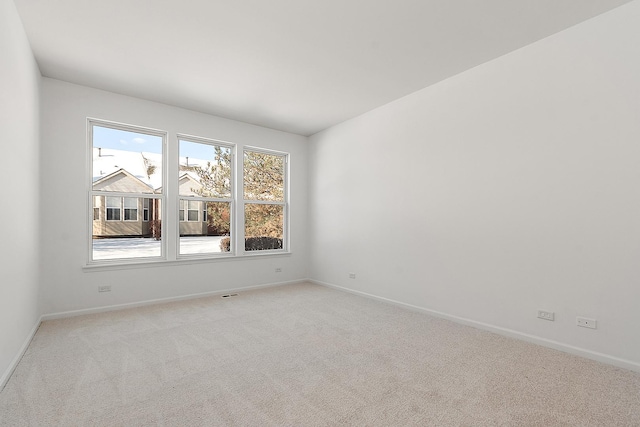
243 151 284 202
106 196 120 208
179 202 231 255
179 140 231 198
106 208 120 221
92 125 163 194
92 199 162 260
244 204 283 251
187 209 198 221
123 197 137 208
124 209 137 221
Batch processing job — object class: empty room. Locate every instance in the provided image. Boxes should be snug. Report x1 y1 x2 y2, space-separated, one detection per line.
1 0 640 425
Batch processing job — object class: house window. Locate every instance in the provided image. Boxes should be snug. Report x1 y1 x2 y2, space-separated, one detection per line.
178 137 233 256
243 149 287 252
93 196 100 220
89 120 164 262
187 200 199 221
106 196 121 221
143 198 149 222
123 197 138 221
178 200 199 222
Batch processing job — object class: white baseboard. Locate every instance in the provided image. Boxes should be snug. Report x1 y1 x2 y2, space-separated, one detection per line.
0 315 42 391
8 278 636 393
309 279 640 374
41 279 306 321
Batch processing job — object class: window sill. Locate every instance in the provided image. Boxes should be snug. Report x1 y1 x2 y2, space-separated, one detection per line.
83 251 292 272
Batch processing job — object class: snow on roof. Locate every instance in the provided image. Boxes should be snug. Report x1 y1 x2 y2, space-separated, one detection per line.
93 147 161 188
93 148 210 191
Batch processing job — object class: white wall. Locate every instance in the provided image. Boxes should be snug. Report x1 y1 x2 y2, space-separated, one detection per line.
0 0 41 385
309 1 640 369
40 78 308 315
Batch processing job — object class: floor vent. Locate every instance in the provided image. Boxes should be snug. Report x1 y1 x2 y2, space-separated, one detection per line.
221 293 239 298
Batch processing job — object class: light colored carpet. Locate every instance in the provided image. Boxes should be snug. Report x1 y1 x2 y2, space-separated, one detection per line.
1 282 639 426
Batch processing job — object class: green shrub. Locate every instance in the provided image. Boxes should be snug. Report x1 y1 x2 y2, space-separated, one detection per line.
219 236 283 252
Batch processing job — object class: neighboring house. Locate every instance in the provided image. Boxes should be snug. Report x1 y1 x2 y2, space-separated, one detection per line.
92 147 210 238
178 173 208 236
92 169 157 238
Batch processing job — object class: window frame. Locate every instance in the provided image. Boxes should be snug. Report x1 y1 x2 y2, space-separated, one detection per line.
242 146 289 254
86 119 290 268
176 134 236 259
87 119 167 265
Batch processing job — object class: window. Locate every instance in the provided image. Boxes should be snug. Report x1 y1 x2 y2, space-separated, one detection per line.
93 196 100 220
88 119 288 265
243 149 287 252
123 197 138 221
143 198 149 222
178 200 201 222
90 120 164 261
179 201 185 221
187 201 199 221
178 137 233 256
106 196 121 221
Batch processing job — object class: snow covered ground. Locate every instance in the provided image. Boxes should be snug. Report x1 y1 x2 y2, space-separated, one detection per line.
179 235 225 255
92 236 225 260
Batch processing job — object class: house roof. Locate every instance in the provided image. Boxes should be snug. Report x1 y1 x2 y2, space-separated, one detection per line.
93 147 209 192
93 147 162 190
92 168 155 194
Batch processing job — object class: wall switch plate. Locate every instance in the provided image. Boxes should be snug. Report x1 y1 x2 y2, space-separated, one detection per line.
577 317 597 329
537 310 555 321
98 285 111 293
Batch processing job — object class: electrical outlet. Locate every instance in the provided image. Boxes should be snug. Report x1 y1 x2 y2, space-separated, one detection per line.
98 285 111 293
275 267 282 273
577 317 597 329
349 273 356 279
537 310 555 321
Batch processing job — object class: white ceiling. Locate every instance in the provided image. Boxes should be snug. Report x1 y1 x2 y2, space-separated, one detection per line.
14 0 632 136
